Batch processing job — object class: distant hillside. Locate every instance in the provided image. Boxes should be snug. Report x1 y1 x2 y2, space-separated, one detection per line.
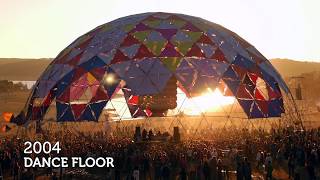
0 58 319 80
270 58 320 77
0 58 52 80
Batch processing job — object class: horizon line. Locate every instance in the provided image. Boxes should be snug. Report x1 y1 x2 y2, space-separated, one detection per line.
0 57 319 63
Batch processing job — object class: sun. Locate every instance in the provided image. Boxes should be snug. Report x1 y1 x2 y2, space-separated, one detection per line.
178 88 236 115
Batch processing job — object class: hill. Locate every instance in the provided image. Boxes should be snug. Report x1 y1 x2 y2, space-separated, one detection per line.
270 58 320 77
0 58 52 80
0 58 319 81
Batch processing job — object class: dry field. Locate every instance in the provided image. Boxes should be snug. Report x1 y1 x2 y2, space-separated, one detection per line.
0 90 319 138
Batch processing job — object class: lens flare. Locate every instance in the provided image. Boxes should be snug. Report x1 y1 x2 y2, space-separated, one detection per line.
181 88 235 115
103 73 116 85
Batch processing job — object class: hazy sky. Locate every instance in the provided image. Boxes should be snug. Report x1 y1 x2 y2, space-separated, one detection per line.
0 0 319 62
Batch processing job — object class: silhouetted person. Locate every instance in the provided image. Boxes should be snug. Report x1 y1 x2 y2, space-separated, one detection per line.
243 157 251 180
288 154 295 178
162 164 171 179
209 157 217 180
148 130 154 140
266 161 273 180
203 161 210 180
179 168 187 180
142 156 150 179
306 155 316 180
142 129 147 141
236 161 243 180
217 159 223 180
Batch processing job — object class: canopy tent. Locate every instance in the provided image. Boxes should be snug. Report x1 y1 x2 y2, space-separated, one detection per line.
21 12 290 123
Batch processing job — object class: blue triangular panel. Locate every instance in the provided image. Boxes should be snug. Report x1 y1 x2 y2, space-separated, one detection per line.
250 102 264 118
156 21 177 29
90 101 108 121
120 44 140 58
223 79 240 95
56 71 74 96
268 99 283 117
110 61 131 78
223 67 239 80
79 106 96 121
80 56 106 71
147 31 166 41
196 43 216 58
136 58 155 73
56 102 68 120
148 60 172 91
58 104 75 121
233 54 254 69
238 99 253 117
97 50 116 65
174 59 196 87
173 31 192 41
261 69 278 90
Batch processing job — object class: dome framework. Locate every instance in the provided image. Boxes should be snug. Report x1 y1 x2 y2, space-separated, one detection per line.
21 12 302 129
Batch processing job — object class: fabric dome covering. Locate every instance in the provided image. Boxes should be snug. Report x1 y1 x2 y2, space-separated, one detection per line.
25 12 288 122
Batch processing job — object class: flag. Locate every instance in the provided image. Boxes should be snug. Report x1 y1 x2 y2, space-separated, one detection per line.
2 112 13 122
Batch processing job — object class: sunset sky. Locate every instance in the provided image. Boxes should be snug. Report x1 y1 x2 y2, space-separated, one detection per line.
0 0 319 62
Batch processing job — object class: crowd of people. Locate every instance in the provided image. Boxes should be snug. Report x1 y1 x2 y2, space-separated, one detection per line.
0 125 319 180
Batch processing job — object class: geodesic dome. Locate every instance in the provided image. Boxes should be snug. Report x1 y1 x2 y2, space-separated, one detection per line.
23 12 290 122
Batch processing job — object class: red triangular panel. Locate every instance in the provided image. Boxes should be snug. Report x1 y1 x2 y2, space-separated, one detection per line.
254 89 265 100
232 66 247 80
256 100 269 115
170 15 186 21
71 104 87 119
121 35 140 47
90 67 106 81
67 52 84 66
181 22 201 32
144 108 152 117
267 85 281 99
146 15 161 21
71 67 87 82
159 42 182 57
186 44 206 57
57 88 70 102
111 50 130 64
55 53 69 64
211 48 227 62
248 73 258 84
197 34 214 45
133 44 155 59
237 84 253 99
76 37 93 50
128 95 139 105
90 87 109 102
